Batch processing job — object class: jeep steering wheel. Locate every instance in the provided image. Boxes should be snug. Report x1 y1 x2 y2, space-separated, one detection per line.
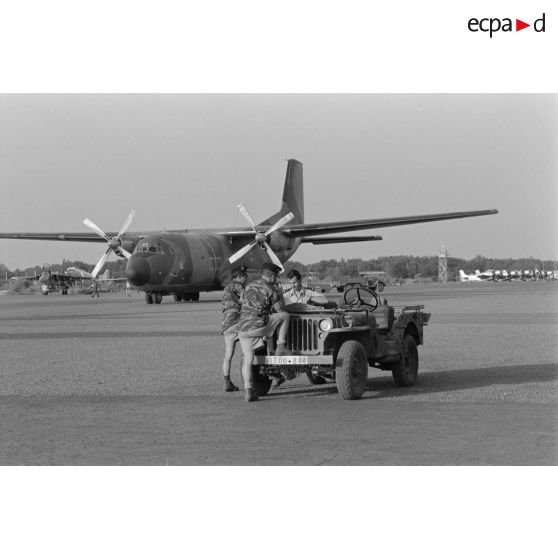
343 286 379 310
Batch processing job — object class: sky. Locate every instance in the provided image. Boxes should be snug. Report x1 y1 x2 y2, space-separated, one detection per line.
0 93 556 270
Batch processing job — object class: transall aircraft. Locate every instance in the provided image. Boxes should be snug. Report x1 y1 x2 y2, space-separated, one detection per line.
0 159 498 304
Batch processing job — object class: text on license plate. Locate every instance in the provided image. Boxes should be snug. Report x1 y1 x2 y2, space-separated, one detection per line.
266 355 309 365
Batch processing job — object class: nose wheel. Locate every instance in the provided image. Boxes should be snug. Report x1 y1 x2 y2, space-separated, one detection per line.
145 292 163 304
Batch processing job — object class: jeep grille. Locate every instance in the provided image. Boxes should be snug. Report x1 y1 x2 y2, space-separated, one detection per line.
288 317 319 352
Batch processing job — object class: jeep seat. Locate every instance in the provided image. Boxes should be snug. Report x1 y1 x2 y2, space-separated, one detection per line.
372 305 395 330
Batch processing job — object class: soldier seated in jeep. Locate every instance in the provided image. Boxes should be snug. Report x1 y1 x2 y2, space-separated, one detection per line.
283 269 330 307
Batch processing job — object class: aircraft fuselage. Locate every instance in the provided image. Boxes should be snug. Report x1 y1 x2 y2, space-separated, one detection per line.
125 231 300 295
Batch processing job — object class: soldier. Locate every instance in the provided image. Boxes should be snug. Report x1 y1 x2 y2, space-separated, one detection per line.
221 266 248 392
237 262 291 402
283 269 329 306
91 280 100 298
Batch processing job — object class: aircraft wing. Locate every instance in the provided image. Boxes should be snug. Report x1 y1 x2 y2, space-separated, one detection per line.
283 209 499 237
0 232 159 242
300 235 383 245
66 267 94 278
0 232 113 242
66 267 127 282
96 277 128 282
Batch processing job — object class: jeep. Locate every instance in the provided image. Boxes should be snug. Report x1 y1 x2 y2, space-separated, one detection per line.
252 283 430 400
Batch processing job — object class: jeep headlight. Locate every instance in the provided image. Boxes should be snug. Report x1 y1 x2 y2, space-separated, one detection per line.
319 319 332 332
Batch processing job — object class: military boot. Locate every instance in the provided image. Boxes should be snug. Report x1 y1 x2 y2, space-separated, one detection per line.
224 377 239 392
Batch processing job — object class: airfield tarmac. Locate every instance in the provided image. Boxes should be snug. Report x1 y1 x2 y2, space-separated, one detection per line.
1 281 557 465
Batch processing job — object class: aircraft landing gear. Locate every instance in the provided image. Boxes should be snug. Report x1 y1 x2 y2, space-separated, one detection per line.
173 293 182 302
153 292 163 304
145 293 153 304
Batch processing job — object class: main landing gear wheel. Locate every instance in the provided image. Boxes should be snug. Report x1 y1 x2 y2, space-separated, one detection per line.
173 293 182 302
190 292 200 302
390 334 419 387
335 340 368 400
153 292 163 304
145 293 153 304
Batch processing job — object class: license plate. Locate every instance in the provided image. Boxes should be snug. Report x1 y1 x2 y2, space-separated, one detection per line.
265 355 309 365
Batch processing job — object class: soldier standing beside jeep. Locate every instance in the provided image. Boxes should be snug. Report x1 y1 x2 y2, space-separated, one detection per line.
237 262 291 402
221 267 248 393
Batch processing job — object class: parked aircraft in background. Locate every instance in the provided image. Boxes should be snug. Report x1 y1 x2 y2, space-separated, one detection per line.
0 159 498 304
459 270 484 282
32 264 76 295
475 269 495 281
463 268 557 283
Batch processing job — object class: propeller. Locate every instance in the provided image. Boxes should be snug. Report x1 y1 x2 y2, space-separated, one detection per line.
228 204 294 271
83 210 136 278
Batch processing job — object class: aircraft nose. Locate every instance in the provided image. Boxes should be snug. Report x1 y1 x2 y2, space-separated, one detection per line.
126 257 150 286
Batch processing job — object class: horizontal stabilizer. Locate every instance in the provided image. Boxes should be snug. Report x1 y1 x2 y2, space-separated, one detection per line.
300 235 383 245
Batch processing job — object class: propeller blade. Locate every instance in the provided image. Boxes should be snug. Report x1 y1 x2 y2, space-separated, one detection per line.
83 218 110 241
119 247 132 259
91 250 111 278
116 210 136 238
263 242 284 271
264 212 295 236
237 203 258 231
228 240 257 264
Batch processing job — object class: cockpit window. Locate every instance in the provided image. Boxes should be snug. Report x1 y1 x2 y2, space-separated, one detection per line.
137 242 165 255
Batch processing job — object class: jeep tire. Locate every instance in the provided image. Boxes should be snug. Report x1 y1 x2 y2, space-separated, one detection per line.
391 334 419 387
336 340 368 400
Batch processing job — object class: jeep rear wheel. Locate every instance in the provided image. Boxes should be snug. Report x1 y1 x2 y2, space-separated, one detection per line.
391 334 419 387
335 340 368 400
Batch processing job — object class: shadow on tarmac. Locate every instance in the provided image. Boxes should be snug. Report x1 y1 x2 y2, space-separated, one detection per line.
265 363 558 399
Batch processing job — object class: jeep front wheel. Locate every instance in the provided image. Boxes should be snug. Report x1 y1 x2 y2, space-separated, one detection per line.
335 340 368 400
391 334 419 387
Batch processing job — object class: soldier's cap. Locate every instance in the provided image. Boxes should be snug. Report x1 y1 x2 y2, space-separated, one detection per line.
262 262 282 273
231 266 247 275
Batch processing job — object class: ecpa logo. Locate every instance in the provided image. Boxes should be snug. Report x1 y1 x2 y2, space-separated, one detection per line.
468 13 546 38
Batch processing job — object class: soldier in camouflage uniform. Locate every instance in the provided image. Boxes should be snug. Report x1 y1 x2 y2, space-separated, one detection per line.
237 262 291 402
221 267 248 392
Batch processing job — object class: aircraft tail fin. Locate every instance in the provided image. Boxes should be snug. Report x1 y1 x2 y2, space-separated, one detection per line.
259 159 304 226
281 159 304 224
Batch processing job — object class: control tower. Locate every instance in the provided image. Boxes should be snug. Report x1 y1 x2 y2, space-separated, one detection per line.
438 246 448 283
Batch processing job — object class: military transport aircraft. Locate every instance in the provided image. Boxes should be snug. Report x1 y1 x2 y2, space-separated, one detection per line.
0 159 498 304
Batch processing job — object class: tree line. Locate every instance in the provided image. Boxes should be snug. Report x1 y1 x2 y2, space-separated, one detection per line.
1 254 557 285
